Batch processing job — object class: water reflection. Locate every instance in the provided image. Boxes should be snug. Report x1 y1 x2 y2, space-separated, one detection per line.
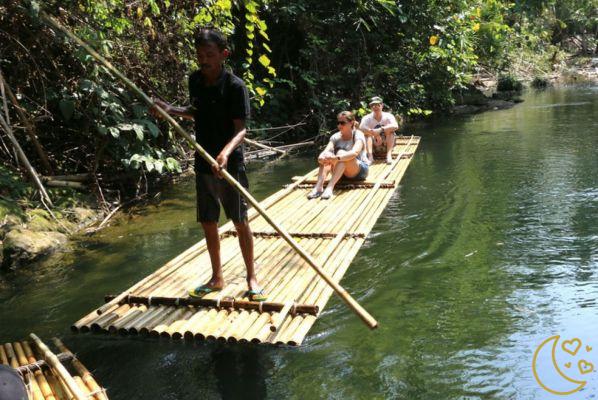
0 86 596 398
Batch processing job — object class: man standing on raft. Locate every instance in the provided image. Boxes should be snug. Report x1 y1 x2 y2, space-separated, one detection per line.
151 28 266 302
359 96 399 164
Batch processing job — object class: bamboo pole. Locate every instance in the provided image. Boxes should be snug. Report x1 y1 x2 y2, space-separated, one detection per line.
44 180 86 189
13 342 45 400
41 12 376 330
0 69 53 175
0 345 8 365
244 137 286 155
3 343 19 368
45 374 68 400
43 173 90 182
53 339 107 400
19 341 56 400
0 106 53 206
29 334 87 400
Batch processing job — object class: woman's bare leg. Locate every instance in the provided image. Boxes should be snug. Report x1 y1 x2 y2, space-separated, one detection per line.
308 163 331 197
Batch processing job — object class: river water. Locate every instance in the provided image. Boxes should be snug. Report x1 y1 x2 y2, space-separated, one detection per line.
1 86 597 399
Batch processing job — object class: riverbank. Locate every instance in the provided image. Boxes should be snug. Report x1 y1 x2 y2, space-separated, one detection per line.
0 163 105 269
451 55 598 114
2 56 596 270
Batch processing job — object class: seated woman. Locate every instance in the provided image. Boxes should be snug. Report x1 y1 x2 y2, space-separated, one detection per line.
307 111 369 200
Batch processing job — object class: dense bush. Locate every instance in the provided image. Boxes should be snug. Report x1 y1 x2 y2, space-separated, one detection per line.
0 0 594 205
497 74 524 91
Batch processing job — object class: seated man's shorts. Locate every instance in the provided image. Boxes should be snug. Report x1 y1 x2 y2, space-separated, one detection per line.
373 132 395 155
196 168 249 223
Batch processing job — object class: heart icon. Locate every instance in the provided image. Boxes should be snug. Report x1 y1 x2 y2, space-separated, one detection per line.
578 360 594 375
565 362 571 368
562 338 582 356
587 345 593 352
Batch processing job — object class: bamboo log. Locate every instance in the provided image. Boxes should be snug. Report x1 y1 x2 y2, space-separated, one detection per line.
3 343 19 368
0 109 52 206
43 174 90 182
103 294 318 315
44 180 86 189
29 334 87 400
45 374 68 400
15 352 74 374
52 338 108 400
0 345 8 365
149 307 189 338
244 137 286 155
41 12 376 329
13 342 52 400
19 341 56 400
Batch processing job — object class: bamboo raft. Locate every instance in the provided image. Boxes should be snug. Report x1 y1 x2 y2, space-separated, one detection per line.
1 335 108 400
72 136 419 345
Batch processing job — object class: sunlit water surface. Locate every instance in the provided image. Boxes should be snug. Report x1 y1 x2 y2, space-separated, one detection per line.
1 86 597 399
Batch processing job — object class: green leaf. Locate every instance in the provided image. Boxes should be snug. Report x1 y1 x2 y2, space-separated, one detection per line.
79 79 95 91
255 86 267 96
245 2 257 13
154 160 164 173
108 127 120 138
144 159 155 172
258 54 270 67
133 125 144 141
143 121 160 138
166 157 182 173
259 30 269 40
59 100 75 121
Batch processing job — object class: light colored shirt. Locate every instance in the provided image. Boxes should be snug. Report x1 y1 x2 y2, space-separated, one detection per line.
329 129 368 163
359 111 398 132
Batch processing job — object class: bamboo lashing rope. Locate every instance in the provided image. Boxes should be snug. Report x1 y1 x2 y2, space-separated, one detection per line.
103 294 319 315
15 352 74 375
41 11 377 329
29 334 87 400
221 230 366 239
52 338 108 400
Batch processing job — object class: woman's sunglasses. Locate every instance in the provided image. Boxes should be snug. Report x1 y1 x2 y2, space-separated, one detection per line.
337 120 349 125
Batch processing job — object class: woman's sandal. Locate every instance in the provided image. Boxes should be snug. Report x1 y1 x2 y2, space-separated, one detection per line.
320 190 333 200
307 190 322 199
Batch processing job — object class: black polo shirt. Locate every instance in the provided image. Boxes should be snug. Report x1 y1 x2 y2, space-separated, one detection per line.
189 69 250 173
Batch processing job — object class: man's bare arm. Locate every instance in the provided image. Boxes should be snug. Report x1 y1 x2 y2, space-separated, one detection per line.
150 99 194 120
213 118 247 175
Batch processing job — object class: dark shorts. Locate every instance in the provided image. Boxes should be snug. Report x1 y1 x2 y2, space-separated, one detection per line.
344 159 369 181
196 168 249 223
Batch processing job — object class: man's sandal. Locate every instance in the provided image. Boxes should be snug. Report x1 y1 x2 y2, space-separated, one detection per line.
188 285 222 298
245 289 268 302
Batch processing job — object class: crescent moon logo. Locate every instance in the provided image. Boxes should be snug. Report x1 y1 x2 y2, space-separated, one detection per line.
532 335 594 395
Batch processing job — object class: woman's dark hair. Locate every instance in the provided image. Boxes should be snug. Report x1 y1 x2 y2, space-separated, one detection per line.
194 28 228 50
337 111 357 128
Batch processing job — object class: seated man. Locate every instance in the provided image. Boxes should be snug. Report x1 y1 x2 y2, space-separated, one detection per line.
359 96 399 164
307 111 368 201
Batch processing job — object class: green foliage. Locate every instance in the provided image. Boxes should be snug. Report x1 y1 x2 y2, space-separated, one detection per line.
497 74 523 91
1 0 595 206
531 76 549 88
